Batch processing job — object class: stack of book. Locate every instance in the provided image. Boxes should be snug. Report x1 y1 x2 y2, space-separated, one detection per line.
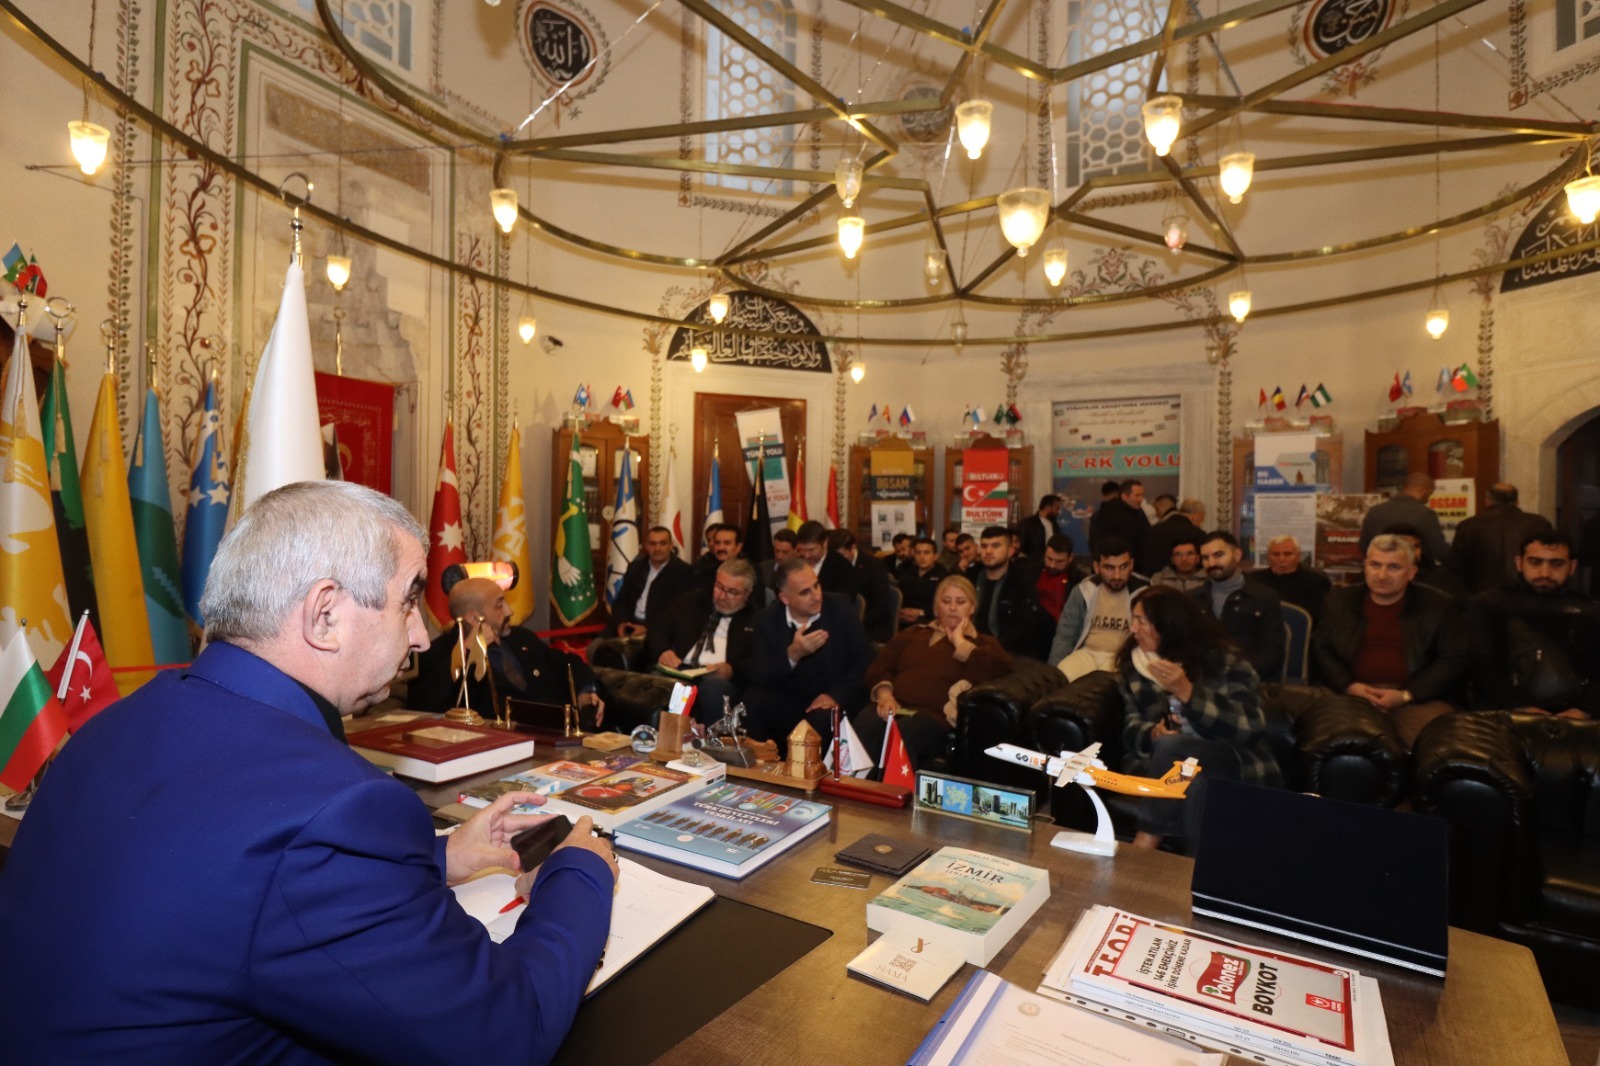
866 847 1051 967
458 755 701 831
349 719 534 783
612 783 832 879
1041 906 1394 1066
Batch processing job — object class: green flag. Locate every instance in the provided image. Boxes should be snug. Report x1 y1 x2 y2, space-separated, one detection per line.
551 434 597 627
129 387 191 663
42 350 99 629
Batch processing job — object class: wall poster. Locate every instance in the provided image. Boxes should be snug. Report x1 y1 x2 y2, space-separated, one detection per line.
1051 397 1182 554
960 447 1010 536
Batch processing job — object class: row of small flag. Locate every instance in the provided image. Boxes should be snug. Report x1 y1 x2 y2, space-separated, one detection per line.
1387 366 1480 402
3 243 47 296
571 384 636 411
868 403 917 427
1259 384 1333 410
964 403 1023 427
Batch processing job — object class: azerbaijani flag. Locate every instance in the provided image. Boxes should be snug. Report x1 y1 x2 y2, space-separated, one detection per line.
0 629 68 792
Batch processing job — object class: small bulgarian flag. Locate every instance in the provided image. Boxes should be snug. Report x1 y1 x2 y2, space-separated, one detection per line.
0 630 69 792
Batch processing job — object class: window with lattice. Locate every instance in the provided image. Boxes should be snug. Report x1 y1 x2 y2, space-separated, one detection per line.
1062 0 1161 186
1557 0 1600 50
704 0 796 194
299 0 414 72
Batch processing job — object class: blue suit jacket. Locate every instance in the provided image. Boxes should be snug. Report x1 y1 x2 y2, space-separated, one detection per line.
0 642 612 1065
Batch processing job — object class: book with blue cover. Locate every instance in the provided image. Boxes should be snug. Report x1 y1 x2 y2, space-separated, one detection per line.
612 782 833 879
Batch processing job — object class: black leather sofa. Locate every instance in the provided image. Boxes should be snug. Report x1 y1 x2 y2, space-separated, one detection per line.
1410 710 1600 1009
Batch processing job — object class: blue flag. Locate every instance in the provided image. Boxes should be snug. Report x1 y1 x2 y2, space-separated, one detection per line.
704 447 724 533
129 387 191 663
181 377 230 629
605 449 639 605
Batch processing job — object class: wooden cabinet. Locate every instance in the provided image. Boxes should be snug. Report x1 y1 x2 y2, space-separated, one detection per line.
549 422 650 625
939 435 1034 534
847 437 935 550
1364 412 1499 509
1232 434 1343 559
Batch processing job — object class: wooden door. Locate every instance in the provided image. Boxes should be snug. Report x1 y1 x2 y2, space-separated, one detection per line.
692 392 806 555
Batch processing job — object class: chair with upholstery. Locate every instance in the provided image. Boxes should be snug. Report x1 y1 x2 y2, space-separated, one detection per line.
592 666 677 733
1410 710 1600 1009
949 658 1072 786
1280 602 1313 684
588 634 649 672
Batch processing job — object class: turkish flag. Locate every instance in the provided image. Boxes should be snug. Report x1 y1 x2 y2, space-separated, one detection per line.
880 716 916 790
44 615 121 733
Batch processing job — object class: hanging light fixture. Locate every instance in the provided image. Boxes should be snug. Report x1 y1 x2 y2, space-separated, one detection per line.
1228 288 1252 323
1423 29 1449 343
1162 206 1190 251
490 187 519 234
1424 290 1449 339
996 188 1050 257
838 215 865 259
690 345 708 372
707 292 730 324
1565 172 1600 224
1141 96 1183 157
1218 151 1255 205
1041 225 1068 287
850 360 865 383
325 252 352 292
68 120 110 176
834 157 864 209
924 247 942 287
518 313 538 344
955 100 993 160
951 311 968 352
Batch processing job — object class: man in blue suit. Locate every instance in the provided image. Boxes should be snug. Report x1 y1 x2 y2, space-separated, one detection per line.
0 481 618 1065
743 556 874 754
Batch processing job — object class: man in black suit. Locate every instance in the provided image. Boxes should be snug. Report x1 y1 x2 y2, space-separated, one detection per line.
690 523 743 592
646 559 760 724
796 520 860 599
1141 498 1206 578
757 528 798 606
1447 483 1552 594
972 525 1053 660
831 528 896 643
607 526 694 638
1192 531 1285 681
1090 478 1150 560
411 578 606 722
897 536 947 626
1018 494 1062 560
744 557 873 754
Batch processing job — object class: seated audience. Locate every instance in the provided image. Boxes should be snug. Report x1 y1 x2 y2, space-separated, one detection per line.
1119 585 1281 852
744 557 874 753
1019 494 1063 558
796 520 860 599
1359 471 1448 567
831 528 897 643
1141 498 1206 579
889 532 915 579
412 576 606 722
607 524 693 638
852 575 1014 770
955 532 979 576
897 535 948 626
1467 531 1598 718
1048 536 1148 680
758 527 798 605
646 559 760 723
1193 531 1285 681
1090 478 1150 559
1384 522 1465 598
1311 534 1468 744
1035 534 1080 621
1150 534 1206 593
972 525 1053 659
937 526 962 572
1252 534 1331 622
691 522 744 591
0 481 617 1063
1448 483 1553 594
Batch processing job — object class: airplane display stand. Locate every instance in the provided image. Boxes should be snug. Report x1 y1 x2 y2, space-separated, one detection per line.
1052 786 1120 856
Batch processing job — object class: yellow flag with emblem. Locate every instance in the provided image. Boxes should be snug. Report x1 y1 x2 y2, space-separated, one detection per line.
82 370 154 692
492 421 536 626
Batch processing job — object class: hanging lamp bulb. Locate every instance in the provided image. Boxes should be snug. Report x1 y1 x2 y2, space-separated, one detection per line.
690 345 708 372
707 292 730 324
1565 174 1600 225
68 120 110 176
1162 210 1190 251
1424 287 1449 339
850 361 865 384
490 188 519 234
838 215 865 259
834 157 864 209
1041 227 1068 287
996 188 1051 257
518 314 537 345
1228 289 1252 323
1140 96 1183 157
924 247 943 287
1218 152 1255 205
955 100 993 160
951 314 968 352
325 254 352 292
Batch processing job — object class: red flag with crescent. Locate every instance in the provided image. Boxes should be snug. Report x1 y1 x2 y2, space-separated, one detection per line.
44 614 120 734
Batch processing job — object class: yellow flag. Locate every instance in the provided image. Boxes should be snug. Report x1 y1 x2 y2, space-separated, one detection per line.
492 422 535 626
82 372 154 690
0 328 72 666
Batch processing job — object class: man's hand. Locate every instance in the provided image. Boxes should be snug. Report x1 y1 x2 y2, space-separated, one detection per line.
617 622 646 640
579 691 606 727
445 790 549 886
874 686 899 721
513 815 620 896
706 662 734 680
788 624 829 661
898 607 923 623
1345 683 1405 710
807 693 839 714
657 649 683 669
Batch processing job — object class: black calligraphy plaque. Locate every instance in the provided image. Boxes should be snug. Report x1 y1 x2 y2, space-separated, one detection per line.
1501 191 1600 292
667 293 831 373
527 4 594 85
1304 0 1394 58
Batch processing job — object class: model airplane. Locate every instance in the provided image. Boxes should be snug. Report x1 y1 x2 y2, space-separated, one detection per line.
984 741 1202 856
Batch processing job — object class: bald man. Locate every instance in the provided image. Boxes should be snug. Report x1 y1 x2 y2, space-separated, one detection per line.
410 577 606 722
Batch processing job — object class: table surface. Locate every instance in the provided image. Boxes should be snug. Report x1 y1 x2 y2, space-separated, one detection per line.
412 761 1566 1066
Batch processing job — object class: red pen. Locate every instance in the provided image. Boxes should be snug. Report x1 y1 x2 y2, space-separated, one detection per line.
498 896 526 914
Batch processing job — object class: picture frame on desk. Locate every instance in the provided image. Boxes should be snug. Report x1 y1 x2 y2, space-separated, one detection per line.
913 770 1034 833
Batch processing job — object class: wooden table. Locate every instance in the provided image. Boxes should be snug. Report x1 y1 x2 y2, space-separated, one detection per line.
414 766 1566 1066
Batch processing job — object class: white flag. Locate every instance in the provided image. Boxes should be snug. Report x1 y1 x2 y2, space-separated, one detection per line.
660 446 686 556
235 259 324 513
824 713 876 777
605 450 640 605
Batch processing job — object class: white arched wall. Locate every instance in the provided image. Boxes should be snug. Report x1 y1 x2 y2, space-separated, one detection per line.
1493 272 1600 516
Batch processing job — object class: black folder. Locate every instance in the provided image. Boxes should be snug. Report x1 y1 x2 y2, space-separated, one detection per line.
1190 778 1450 976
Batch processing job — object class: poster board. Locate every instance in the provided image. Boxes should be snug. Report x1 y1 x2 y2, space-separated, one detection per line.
1253 434 1322 566
734 407 790 533
1051 397 1182 554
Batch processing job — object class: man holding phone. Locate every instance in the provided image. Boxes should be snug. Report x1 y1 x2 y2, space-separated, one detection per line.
0 482 618 1065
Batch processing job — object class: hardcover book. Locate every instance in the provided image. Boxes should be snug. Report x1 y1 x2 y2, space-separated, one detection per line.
349 720 534 783
612 782 832 879
834 833 930 877
539 761 700 830
456 755 642 809
865 847 1050 966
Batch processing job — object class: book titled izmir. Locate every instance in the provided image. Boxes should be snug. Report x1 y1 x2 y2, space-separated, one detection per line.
865 847 1050 967
1041 905 1393 1066
349 720 534 783
612 783 832 879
